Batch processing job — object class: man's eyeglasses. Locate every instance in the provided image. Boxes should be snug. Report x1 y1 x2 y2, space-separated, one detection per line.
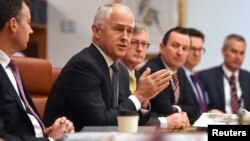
189 47 206 54
130 40 150 49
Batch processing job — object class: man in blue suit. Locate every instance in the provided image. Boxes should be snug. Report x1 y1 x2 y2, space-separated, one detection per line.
198 34 250 114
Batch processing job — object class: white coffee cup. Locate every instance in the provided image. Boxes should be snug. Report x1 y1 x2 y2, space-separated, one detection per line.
117 111 139 133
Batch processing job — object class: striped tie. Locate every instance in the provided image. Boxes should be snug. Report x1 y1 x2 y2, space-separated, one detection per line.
8 60 46 133
229 75 240 114
172 73 180 104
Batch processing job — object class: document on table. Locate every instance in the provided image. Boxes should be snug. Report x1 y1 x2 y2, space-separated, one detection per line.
193 113 239 128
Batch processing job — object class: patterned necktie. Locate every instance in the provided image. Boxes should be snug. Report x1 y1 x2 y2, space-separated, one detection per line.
172 73 180 104
190 74 206 113
8 60 45 133
129 72 136 93
229 74 240 114
111 61 119 107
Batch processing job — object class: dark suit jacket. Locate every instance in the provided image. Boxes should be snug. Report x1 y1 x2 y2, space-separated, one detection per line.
44 44 149 131
139 55 199 124
198 65 250 112
0 65 49 141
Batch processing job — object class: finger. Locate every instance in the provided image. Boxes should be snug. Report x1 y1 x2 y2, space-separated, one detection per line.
150 69 169 79
44 126 52 134
156 74 172 87
140 67 151 78
60 117 67 124
67 123 75 132
156 80 171 93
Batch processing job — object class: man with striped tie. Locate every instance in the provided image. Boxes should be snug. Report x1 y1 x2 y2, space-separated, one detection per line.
198 34 250 114
139 26 198 127
0 0 74 140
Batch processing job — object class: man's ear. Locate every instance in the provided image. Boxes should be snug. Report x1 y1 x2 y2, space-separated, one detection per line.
160 43 165 54
8 17 18 33
92 24 101 39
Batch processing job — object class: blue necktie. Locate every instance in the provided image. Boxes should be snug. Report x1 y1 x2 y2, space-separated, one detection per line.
190 74 206 113
111 61 119 107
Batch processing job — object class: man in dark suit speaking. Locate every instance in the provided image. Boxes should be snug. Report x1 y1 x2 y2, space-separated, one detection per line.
44 4 172 131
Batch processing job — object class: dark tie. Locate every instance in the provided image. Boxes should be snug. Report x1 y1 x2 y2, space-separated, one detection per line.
172 73 180 104
229 75 240 114
190 74 206 113
8 60 45 133
111 61 119 107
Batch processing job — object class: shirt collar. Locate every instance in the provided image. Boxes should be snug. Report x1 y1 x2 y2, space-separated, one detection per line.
160 57 176 75
120 61 134 76
222 64 239 79
182 66 193 77
93 42 114 68
0 50 11 69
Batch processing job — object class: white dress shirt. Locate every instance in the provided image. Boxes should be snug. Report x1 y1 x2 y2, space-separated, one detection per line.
222 65 243 113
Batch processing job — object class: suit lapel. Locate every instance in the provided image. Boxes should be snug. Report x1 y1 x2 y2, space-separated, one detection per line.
0 66 26 111
217 66 225 109
239 70 249 108
88 44 113 107
155 55 175 103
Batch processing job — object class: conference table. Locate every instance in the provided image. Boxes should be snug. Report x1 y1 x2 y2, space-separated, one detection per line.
59 126 208 141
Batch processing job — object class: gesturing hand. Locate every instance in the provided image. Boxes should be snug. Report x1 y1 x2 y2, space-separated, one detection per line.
134 67 172 103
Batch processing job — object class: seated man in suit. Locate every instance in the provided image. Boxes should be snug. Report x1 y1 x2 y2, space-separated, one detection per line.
139 26 199 125
183 28 222 119
0 0 74 140
121 22 190 129
182 28 208 120
44 4 172 131
198 34 250 114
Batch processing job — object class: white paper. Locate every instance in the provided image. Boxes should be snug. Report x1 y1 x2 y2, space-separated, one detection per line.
193 113 239 128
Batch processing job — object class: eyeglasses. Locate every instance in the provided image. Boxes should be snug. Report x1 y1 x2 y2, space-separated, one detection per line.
189 47 206 54
130 40 150 49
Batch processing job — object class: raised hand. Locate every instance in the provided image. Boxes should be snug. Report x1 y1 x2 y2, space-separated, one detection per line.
134 67 172 103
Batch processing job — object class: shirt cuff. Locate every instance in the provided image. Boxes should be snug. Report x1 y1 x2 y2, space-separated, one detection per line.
129 95 141 111
172 105 182 113
48 137 55 141
140 102 151 113
158 117 168 128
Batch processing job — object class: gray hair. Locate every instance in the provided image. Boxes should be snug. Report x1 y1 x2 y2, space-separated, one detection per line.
133 21 148 34
223 34 246 48
93 4 134 25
